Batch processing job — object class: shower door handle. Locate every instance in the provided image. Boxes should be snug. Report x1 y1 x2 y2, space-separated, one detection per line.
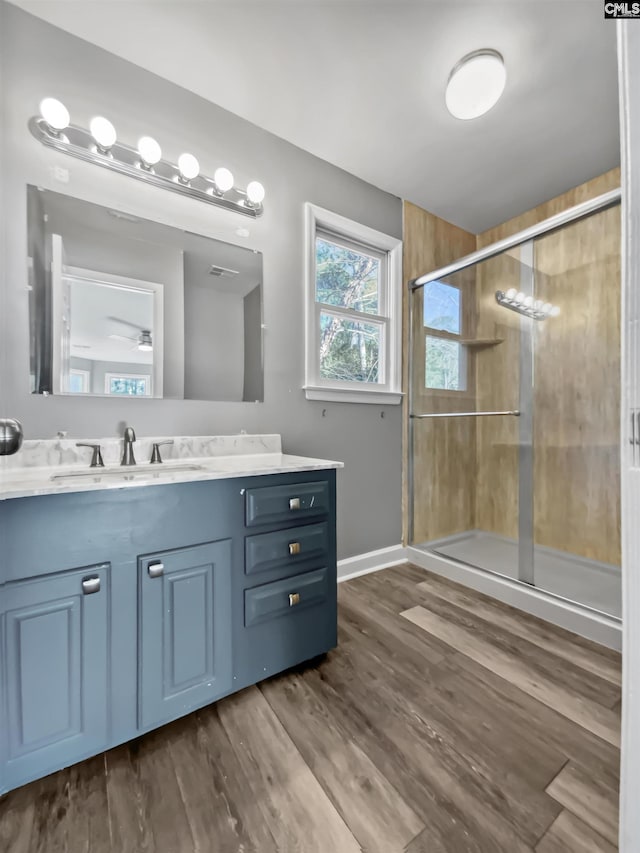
410 410 521 419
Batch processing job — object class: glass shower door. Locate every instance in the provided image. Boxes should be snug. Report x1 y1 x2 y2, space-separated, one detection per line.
531 207 622 617
410 244 533 585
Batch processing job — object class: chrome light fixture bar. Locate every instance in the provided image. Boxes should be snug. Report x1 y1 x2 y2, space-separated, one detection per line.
495 289 560 320
29 99 265 218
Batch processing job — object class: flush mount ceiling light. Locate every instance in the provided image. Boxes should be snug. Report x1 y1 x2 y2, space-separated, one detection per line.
445 49 506 120
29 98 265 217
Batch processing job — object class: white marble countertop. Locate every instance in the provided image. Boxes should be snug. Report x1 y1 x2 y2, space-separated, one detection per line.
0 434 343 501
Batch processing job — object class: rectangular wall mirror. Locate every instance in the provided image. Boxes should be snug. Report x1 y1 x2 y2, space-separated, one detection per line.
27 186 264 402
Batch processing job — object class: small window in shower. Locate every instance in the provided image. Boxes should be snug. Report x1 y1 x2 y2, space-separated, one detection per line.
424 281 461 334
425 337 466 391
423 281 466 391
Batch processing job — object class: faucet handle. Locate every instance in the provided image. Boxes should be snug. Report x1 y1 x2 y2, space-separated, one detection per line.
76 443 105 468
150 440 174 464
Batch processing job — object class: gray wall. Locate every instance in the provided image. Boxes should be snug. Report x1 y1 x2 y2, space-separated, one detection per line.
0 2 403 559
183 256 244 402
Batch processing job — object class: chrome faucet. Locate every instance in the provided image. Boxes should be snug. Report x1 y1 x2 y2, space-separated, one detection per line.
121 426 136 466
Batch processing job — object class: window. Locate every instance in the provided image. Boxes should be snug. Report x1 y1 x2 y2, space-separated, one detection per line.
304 204 402 403
423 280 466 392
104 372 151 396
69 368 90 394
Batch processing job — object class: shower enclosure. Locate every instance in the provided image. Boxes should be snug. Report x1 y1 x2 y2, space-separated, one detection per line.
408 190 621 631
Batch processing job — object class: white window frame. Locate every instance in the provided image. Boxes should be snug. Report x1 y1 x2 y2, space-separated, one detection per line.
304 203 403 404
69 368 91 394
104 372 152 397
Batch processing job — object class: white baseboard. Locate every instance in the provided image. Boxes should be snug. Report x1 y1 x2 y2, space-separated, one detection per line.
337 544 407 582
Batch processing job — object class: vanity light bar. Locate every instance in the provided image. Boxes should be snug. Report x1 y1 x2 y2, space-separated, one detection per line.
29 99 265 218
495 289 560 320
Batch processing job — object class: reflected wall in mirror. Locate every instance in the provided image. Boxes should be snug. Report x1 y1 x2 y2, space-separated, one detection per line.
27 186 264 401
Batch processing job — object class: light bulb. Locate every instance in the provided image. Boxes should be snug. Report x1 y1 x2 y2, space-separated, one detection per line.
214 167 234 193
514 292 525 304
90 116 117 150
541 302 553 315
137 136 162 167
505 288 517 300
523 295 534 307
550 305 561 317
445 50 506 120
178 152 199 181
246 181 265 205
39 97 70 131
533 300 543 311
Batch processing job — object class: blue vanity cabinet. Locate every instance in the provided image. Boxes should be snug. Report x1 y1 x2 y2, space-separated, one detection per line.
138 540 233 730
235 476 337 689
0 468 337 794
0 563 110 792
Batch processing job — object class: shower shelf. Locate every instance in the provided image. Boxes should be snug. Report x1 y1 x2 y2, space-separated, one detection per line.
460 338 504 347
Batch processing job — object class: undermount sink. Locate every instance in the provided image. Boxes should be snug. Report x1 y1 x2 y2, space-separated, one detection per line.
51 463 205 482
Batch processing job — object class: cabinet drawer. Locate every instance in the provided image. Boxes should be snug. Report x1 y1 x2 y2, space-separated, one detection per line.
245 522 328 577
244 567 328 627
245 481 329 527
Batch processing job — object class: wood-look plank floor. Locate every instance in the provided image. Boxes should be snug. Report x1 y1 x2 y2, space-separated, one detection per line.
0 564 621 853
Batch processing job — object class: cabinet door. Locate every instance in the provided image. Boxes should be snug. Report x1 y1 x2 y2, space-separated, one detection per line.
139 540 232 729
1 564 109 790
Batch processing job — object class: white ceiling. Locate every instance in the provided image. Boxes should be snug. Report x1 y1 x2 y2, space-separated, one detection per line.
10 0 620 232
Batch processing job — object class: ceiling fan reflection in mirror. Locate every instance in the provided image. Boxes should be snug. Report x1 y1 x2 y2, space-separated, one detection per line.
107 316 153 351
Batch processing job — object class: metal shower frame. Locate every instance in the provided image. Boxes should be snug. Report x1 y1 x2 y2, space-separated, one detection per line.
407 188 622 578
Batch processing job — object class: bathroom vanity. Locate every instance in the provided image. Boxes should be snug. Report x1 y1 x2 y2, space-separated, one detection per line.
0 435 342 794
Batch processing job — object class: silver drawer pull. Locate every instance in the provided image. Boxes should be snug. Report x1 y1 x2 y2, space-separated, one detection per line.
148 562 164 578
82 576 101 595
288 542 301 556
289 592 300 606
289 497 301 510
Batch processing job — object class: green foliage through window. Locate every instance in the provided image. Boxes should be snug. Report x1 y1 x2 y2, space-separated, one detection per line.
316 237 380 314
320 314 380 383
425 337 462 391
108 377 149 396
315 234 383 385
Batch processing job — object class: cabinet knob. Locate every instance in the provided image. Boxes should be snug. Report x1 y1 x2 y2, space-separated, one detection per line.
289 497 301 510
288 542 301 556
148 562 164 578
82 576 101 595
289 592 300 607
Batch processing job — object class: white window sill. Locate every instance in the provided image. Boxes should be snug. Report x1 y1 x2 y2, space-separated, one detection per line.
303 385 404 405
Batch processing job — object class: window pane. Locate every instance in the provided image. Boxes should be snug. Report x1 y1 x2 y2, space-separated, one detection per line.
69 371 88 393
320 313 381 383
425 336 464 390
424 281 460 333
108 377 148 396
316 237 380 314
